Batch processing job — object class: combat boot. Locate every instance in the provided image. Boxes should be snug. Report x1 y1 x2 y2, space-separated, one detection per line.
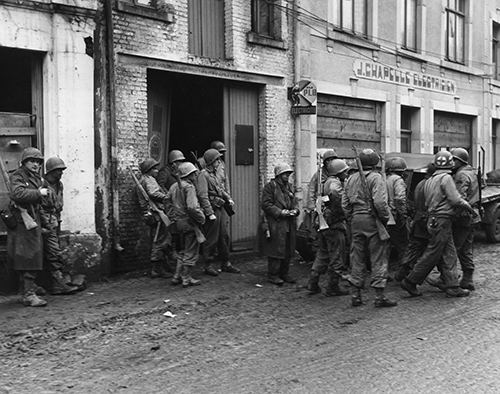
51 270 78 295
425 276 446 292
445 287 470 297
221 262 240 274
459 269 475 291
324 273 349 297
279 260 296 284
400 278 422 297
181 266 201 288
150 261 171 278
22 293 47 307
350 288 362 307
268 259 284 286
374 296 398 308
204 258 219 276
307 271 321 294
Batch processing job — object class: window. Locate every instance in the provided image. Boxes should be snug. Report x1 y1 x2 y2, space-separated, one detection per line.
445 0 465 63
252 0 281 40
400 107 413 153
402 0 417 51
493 22 500 80
331 0 367 36
188 0 225 59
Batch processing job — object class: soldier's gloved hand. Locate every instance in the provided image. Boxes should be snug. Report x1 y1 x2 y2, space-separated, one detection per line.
39 187 49 197
281 209 290 217
228 199 235 206
208 214 216 221
289 209 299 217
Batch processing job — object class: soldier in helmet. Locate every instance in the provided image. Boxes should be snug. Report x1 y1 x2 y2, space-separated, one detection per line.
426 148 480 291
40 157 79 295
210 140 230 194
401 150 473 298
385 157 409 275
137 157 173 279
7 147 50 307
306 149 338 212
157 150 186 192
165 162 205 287
262 163 299 285
198 148 240 275
307 159 349 296
342 148 397 308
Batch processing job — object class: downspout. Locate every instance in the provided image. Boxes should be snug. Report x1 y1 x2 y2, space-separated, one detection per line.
293 1 302 202
104 0 123 253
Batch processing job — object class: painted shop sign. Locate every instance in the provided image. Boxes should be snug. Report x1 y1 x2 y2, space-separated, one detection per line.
353 59 457 95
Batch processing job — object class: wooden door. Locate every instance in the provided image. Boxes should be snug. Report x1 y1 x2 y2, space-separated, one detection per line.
224 84 259 251
147 71 171 165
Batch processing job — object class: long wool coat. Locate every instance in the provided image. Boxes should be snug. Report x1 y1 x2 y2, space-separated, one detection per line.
7 166 44 271
261 177 298 259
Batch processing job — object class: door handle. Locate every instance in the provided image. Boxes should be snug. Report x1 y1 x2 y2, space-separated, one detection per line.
247 148 254 152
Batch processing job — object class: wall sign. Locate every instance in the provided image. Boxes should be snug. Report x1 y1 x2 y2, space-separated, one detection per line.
289 80 317 115
353 59 457 95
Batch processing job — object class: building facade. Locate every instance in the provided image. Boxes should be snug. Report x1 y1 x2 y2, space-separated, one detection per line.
295 0 500 193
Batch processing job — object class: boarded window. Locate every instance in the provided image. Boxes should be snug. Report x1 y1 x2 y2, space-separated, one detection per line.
188 0 225 59
317 95 381 158
433 111 472 153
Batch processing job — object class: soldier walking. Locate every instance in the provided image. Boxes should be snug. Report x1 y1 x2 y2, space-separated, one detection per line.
261 163 299 285
385 157 409 274
40 157 79 295
7 148 49 307
401 151 473 298
307 159 349 296
199 148 240 275
136 158 172 278
342 148 397 308
166 162 205 287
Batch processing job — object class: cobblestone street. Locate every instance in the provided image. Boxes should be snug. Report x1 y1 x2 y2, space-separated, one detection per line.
2 239 500 393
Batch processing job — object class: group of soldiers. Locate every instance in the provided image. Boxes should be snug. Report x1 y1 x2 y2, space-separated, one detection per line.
6 147 85 307
295 146 479 308
136 141 240 289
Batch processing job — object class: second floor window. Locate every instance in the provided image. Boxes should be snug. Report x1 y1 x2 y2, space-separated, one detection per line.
252 0 281 40
402 0 417 51
493 22 500 80
188 0 225 59
445 0 465 63
331 0 367 37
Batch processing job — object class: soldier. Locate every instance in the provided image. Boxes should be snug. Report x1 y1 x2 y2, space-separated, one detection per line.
40 157 79 295
165 162 205 287
307 159 350 296
137 158 172 278
342 148 397 308
427 148 480 291
401 151 473 298
210 140 230 193
7 147 49 307
305 149 338 212
199 148 240 275
395 163 435 281
262 163 299 285
385 157 409 274
157 150 185 192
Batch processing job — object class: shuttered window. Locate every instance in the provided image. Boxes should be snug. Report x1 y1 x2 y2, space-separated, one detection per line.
188 0 225 59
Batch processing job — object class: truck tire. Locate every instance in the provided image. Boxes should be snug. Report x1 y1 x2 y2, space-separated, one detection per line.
485 206 500 243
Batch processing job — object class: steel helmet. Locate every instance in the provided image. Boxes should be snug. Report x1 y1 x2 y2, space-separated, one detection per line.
21 147 44 163
168 150 186 164
178 162 198 178
210 140 227 153
359 148 379 167
139 158 160 174
274 162 293 177
451 147 469 165
346 158 358 171
322 149 338 163
327 159 349 176
203 148 222 166
433 150 454 169
45 157 67 173
386 157 408 172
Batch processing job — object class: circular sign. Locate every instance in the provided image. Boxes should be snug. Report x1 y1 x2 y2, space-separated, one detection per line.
148 133 162 161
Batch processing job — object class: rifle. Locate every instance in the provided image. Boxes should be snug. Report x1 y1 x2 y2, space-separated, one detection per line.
129 168 171 229
175 174 206 244
0 154 38 230
315 152 330 231
351 146 390 241
379 152 396 226
476 146 485 220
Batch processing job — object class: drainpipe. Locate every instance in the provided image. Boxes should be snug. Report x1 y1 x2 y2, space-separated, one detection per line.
293 1 302 202
104 0 123 253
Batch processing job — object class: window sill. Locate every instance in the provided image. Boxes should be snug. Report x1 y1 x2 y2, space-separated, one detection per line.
440 59 483 76
325 28 380 51
246 32 287 50
396 48 434 64
116 1 175 23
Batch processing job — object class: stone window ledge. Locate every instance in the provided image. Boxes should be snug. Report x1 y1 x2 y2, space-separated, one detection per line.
116 1 174 23
246 32 287 50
